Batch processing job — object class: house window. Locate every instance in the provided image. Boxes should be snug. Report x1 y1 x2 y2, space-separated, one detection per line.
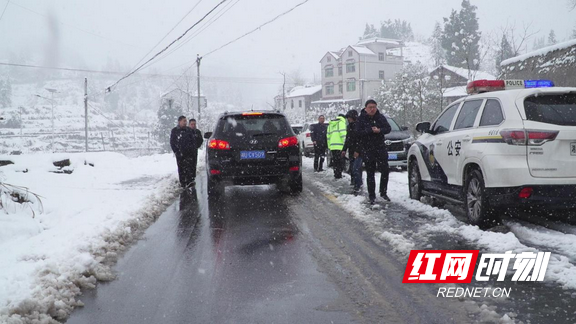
327 56 331 63
291 100 294 109
347 81 356 92
348 50 353 57
338 66 342 76
325 67 334 78
338 83 343 94
379 71 385 79
326 85 334 95
378 52 384 61
346 63 355 73
299 100 302 108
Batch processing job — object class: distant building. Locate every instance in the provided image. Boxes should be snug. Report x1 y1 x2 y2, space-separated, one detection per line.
500 39 576 87
160 89 207 118
428 65 496 105
286 85 322 118
429 65 496 88
314 37 405 108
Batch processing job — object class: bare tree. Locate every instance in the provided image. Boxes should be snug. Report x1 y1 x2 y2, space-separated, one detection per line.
173 69 196 117
568 0 576 11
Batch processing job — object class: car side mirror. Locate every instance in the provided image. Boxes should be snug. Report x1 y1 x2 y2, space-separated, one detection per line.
415 122 431 134
401 126 409 131
204 132 213 139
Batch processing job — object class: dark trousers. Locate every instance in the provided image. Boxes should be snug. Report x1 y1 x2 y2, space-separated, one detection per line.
190 151 198 180
364 151 389 199
331 150 344 178
176 157 195 187
314 145 326 171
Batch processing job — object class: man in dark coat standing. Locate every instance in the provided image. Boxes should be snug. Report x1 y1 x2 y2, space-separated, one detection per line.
310 115 328 172
188 118 204 183
170 116 196 187
355 100 392 204
342 109 361 190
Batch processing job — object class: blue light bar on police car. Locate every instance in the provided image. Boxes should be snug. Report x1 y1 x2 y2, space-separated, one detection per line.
524 80 554 88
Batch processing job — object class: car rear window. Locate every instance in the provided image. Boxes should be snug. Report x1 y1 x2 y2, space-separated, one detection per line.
216 114 292 137
524 94 576 126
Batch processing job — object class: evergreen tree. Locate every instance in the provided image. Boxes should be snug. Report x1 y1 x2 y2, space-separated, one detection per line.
155 98 181 153
375 63 433 130
532 36 546 51
495 35 514 74
361 24 380 40
380 19 414 41
441 0 481 69
548 30 557 45
431 22 446 67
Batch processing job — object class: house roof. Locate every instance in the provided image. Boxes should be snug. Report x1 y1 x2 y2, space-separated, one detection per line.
442 86 468 98
349 45 376 56
501 39 576 66
357 37 403 49
431 65 496 81
286 85 322 98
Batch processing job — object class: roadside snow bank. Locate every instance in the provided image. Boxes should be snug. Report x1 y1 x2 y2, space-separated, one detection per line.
0 152 181 323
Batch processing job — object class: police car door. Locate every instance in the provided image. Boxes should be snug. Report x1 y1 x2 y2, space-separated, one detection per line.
446 99 485 187
420 102 461 192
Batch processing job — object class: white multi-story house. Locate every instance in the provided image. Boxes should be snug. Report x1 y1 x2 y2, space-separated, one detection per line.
314 37 404 107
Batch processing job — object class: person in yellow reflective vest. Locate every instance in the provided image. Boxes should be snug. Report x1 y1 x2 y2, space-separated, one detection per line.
326 114 348 179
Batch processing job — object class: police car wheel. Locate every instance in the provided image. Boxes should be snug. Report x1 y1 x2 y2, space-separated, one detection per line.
408 161 422 200
464 169 495 228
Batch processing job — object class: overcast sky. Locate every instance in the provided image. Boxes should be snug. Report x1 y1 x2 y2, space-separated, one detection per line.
0 0 575 105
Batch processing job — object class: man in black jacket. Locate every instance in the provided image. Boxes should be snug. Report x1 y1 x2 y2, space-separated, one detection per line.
310 115 328 172
170 116 196 187
188 118 204 183
342 109 361 190
355 100 392 203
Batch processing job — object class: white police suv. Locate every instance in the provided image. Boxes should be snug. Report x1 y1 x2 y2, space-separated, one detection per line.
407 79 576 228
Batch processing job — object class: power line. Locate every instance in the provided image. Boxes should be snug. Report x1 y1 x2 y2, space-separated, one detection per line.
204 0 310 57
138 0 241 72
0 0 9 22
106 0 229 93
8 0 143 49
129 0 205 71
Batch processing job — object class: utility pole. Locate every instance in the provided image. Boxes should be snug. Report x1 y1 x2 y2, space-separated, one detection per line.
84 78 88 152
196 54 202 122
280 72 286 111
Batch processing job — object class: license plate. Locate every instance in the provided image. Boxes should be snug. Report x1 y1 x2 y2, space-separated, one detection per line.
388 153 398 160
571 143 576 156
240 150 266 159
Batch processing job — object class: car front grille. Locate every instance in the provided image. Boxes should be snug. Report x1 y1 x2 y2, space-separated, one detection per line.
387 141 404 152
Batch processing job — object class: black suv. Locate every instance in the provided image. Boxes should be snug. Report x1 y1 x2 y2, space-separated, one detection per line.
204 111 302 195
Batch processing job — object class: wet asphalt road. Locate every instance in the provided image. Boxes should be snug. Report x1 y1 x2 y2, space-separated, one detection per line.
67 172 472 324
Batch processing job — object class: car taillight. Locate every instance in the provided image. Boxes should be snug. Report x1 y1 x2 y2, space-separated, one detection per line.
306 133 311 138
289 166 299 172
500 129 558 146
519 187 533 199
278 136 298 148
208 139 230 150
210 169 221 175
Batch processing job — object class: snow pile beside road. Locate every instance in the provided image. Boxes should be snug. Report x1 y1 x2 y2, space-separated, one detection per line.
0 152 182 323
303 158 576 291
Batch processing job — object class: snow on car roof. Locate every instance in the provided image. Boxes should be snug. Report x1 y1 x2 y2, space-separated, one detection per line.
501 39 576 66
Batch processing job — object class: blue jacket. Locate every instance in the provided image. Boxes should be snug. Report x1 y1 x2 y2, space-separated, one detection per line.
355 108 392 157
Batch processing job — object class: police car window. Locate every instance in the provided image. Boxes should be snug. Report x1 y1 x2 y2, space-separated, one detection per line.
524 94 576 126
480 99 504 126
454 100 483 130
432 104 459 134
